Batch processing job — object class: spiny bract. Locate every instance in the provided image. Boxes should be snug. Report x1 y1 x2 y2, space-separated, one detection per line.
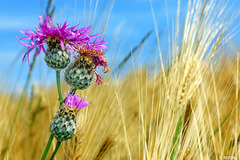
65 55 95 90
44 39 71 70
50 104 77 141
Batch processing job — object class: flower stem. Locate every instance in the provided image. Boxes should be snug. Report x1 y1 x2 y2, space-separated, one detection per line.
170 114 184 160
56 70 63 104
50 141 62 160
41 70 64 160
41 134 54 160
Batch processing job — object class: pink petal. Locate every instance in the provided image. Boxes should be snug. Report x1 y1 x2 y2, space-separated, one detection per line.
34 47 42 58
60 39 65 50
22 47 34 67
42 46 46 53
17 36 32 47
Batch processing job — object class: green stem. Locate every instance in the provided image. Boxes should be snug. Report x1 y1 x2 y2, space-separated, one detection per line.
170 114 184 160
41 70 64 159
214 100 240 134
50 141 62 160
56 70 63 104
41 134 54 160
207 100 240 144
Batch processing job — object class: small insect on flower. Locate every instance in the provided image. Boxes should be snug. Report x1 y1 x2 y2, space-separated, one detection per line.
64 37 109 90
50 93 90 141
17 14 92 70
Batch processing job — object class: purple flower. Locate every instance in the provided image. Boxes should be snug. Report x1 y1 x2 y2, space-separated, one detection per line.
17 14 93 67
64 92 90 110
73 37 109 85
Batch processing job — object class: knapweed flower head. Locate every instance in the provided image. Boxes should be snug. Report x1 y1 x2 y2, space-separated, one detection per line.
64 92 90 110
73 37 109 84
17 14 92 67
50 92 90 141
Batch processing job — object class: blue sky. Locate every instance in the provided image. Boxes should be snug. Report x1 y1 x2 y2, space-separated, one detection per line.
0 0 239 90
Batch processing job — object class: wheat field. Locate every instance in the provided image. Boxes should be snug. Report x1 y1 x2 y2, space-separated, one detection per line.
1 0 240 159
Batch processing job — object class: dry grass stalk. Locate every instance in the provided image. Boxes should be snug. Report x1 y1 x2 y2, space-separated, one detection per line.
1 0 239 160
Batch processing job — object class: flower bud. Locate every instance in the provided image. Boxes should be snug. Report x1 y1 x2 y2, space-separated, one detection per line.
64 55 95 90
50 93 90 141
